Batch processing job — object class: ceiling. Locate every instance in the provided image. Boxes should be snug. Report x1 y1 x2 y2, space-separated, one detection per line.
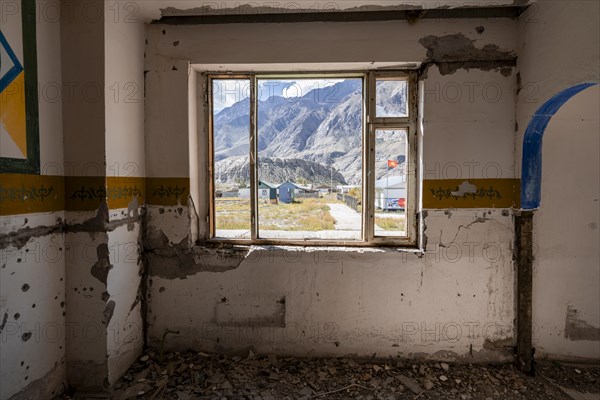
132 0 532 21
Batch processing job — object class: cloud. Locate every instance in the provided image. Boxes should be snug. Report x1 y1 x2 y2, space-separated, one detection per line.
280 79 344 99
212 78 345 112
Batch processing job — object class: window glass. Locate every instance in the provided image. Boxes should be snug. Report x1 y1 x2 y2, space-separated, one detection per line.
212 79 251 238
208 72 416 245
375 79 408 118
374 128 408 237
255 78 363 240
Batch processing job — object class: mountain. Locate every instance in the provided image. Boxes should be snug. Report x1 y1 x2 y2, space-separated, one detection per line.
214 157 347 188
213 79 407 185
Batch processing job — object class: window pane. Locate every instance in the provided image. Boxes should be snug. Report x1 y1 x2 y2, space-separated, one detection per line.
256 78 363 240
212 79 251 238
374 129 407 237
375 79 408 118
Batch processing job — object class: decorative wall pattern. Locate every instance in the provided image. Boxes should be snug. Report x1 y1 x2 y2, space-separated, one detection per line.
422 179 519 209
106 177 146 209
0 175 189 215
146 178 190 206
0 175 519 215
0 173 63 215
0 0 39 173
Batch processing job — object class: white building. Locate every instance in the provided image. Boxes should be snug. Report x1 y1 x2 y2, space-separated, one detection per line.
375 175 406 210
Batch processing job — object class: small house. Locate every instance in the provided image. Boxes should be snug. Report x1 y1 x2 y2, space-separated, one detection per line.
278 181 299 203
238 181 278 201
277 181 318 203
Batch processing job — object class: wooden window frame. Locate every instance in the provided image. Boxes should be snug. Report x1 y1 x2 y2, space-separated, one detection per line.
205 70 419 247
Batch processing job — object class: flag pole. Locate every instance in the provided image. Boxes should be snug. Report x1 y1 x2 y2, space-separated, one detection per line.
386 163 389 211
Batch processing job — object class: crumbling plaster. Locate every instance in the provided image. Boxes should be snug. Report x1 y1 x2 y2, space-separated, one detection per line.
516 0 600 360
1 1 67 398
1 1 599 399
145 209 516 362
143 14 521 362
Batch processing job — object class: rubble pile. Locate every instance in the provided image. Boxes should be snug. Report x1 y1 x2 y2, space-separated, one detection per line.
74 350 599 400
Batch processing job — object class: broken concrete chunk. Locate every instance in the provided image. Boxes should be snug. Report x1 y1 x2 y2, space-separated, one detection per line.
397 374 423 394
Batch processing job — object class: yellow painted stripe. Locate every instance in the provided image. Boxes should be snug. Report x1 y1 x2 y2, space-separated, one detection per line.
146 177 190 206
0 173 64 215
106 177 146 210
2 175 519 215
64 176 106 212
422 178 519 209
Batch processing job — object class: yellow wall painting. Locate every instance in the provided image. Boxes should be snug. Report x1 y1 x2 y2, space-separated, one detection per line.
0 0 39 174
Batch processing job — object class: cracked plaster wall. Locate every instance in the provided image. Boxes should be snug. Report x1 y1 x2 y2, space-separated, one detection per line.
2 4 598 400
516 1 600 360
103 2 146 386
144 15 520 361
0 1 66 398
146 210 516 361
1 0 146 398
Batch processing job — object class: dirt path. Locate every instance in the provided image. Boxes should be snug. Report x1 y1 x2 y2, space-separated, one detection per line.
327 203 362 231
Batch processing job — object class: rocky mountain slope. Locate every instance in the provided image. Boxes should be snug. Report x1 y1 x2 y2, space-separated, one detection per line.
213 79 407 185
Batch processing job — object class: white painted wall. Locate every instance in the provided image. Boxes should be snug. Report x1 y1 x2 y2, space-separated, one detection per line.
517 0 600 360
0 235 66 400
148 210 516 360
106 225 144 384
423 67 517 180
103 2 146 383
147 19 516 66
61 0 105 174
532 86 600 359
144 16 519 360
145 56 191 178
64 231 110 389
105 3 146 178
37 0 64 172
0 1 66 398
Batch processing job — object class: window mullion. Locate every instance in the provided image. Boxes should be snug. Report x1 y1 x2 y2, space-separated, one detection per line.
207 76 216 239
409 71 419 242
250 76 258 240
364 73 376 242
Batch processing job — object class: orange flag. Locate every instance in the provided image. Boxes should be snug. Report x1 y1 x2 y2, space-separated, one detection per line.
387 159 399 168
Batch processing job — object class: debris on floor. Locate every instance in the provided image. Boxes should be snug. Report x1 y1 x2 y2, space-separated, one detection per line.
65 350 600 399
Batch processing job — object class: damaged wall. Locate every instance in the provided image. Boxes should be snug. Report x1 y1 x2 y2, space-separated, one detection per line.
516 1 600 360
2 3 598 399
144 16 520 361
103 2 146 385
1 1 147 398
62 1 147 390
1 1 66 398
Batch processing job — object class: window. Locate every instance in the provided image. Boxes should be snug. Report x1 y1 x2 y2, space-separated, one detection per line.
207 71 418 246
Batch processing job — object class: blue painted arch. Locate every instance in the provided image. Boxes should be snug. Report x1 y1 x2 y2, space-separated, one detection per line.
521 82 598 210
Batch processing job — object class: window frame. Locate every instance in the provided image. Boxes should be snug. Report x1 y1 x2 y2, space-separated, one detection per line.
205 70 419 247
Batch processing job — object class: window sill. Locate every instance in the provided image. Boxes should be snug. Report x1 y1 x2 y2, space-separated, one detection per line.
199 240 423 255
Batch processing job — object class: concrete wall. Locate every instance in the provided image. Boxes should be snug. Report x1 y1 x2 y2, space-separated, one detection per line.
104 3 146 384
1 1 147 397
1 1 66 398
144 16 520 361
516 0 600 360
1 2 598 398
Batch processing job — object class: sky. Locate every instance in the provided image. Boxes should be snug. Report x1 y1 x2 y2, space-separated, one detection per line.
212 79 344 113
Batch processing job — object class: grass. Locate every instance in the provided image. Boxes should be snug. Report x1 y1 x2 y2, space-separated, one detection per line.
215 196 338 231
375 217 405 231
215 198 251 230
